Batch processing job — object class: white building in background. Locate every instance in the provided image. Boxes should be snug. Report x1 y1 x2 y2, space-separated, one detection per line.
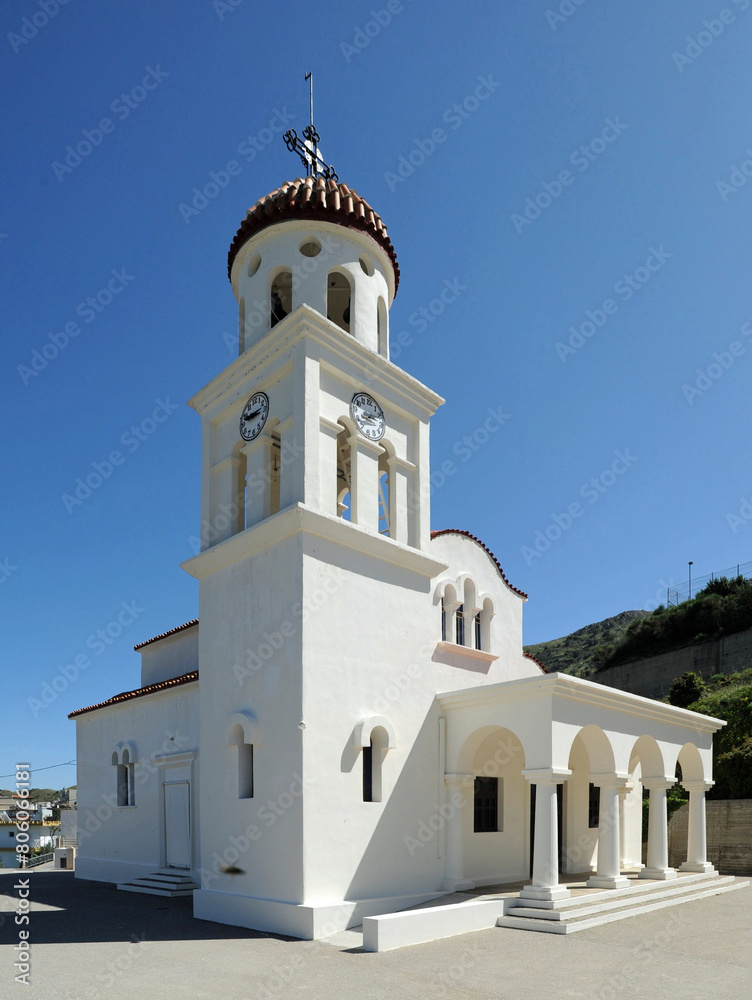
69 175 725 941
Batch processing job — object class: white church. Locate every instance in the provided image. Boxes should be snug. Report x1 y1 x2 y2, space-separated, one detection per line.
69 167 733 947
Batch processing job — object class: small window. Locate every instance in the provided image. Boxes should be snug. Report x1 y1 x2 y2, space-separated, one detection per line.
363 741 374 802
116 764 130 806
474 776 499 833
455 604 465 646
474 613 482 651
588 783 600 829
359 256 374 276
300 239 321 257
247 254 261 277
441 598 447 641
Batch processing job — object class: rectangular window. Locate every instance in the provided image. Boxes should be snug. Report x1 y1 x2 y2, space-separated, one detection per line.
474 776 499 833
441 600 447 642
455 604 464 646
588 783 600 829
474 613 482 650
363 743 373 802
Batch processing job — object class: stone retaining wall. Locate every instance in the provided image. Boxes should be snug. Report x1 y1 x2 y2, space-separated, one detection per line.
668 799 752 876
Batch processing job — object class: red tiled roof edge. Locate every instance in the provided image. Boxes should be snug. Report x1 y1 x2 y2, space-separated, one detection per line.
227 176 400 290
430 529 528 599
68 670 199 719
523 651 549 674
134 619 199 651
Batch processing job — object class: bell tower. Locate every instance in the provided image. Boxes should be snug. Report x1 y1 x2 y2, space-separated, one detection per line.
183 151 447 937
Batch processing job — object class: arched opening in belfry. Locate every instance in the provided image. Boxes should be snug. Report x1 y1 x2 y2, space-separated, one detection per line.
270 270 292 328
336 425 352 520
327 270 352 334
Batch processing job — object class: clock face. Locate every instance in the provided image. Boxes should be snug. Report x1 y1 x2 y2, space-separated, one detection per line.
351 392 386 441
239 391 269 442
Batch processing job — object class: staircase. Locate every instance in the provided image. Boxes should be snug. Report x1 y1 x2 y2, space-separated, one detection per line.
117 869 198 897
496 870 749 934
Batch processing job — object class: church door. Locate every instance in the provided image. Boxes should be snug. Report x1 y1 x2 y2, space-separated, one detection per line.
164 780 191 869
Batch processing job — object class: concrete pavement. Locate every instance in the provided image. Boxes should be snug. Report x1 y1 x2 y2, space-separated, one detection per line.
0 870 749 999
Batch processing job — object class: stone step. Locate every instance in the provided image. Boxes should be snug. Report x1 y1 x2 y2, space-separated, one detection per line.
117 870 198 898
513 869 721 910
508 875 737 922
497 878 749 934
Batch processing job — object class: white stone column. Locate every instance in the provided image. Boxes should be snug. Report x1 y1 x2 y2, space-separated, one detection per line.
586 775 630 889
348 433 381 533
639 778 678 880
680 780 716 874
242 435 274 528
520 769 571 902
441 774 475 891
618 782 635 870
208 455 241 546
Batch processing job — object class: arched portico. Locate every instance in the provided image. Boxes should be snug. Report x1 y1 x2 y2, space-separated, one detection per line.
676 743 715 874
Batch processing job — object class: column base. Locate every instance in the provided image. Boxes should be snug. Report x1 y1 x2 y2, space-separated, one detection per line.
679 862 716 874
638 867 677 881
519 884 571 901
440 878 475 892
586 874 631 889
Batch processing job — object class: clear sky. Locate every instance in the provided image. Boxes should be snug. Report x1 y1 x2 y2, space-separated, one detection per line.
2 0 751 789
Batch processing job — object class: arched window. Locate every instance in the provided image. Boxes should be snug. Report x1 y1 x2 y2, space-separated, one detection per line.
354 719 395 803
377 297 388 358
455 603 465 646
378 448 391 536
474 612 482 650
228 718 258 799
327 270 352 334
238 297 246 353
336 426 352 520
441 598 447 641
270 270 292 328
113 746 136 806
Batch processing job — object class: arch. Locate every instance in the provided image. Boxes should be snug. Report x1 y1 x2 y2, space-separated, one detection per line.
225 712 261 746
478 594 494 652
456 724 527 777
676 742 705 784
327 269 352 334
353 715 397 749
377 297 389 358
270 268 292 328
378 439 395 537
566 725 616 776
111 750 119 766
111 742 137 806
628 734 668 780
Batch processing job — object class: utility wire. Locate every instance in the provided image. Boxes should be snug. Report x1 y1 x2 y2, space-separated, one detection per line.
0 760 76 780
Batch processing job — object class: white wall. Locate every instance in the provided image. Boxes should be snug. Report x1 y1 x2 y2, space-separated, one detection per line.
140 625 198 687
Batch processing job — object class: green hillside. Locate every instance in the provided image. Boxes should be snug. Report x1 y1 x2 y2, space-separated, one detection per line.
524 610 649 676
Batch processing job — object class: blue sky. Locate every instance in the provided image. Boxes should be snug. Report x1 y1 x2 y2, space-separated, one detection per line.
2 0 751 789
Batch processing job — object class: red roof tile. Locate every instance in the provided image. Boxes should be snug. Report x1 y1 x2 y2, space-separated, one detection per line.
430 529 528 599
523 651 549 674
227 176 400 291
134 619 198 651
68 671 198 719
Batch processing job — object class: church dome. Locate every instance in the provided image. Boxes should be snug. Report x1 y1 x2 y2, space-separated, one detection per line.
227 176 400 291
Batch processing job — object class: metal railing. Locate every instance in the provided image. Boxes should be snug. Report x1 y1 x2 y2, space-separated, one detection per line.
22 852 53 869
667 559 752 606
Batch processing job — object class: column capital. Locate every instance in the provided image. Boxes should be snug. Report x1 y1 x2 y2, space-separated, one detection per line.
522 768 571 786
588 772 630 789
681 780 714 794
641 777 676 791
